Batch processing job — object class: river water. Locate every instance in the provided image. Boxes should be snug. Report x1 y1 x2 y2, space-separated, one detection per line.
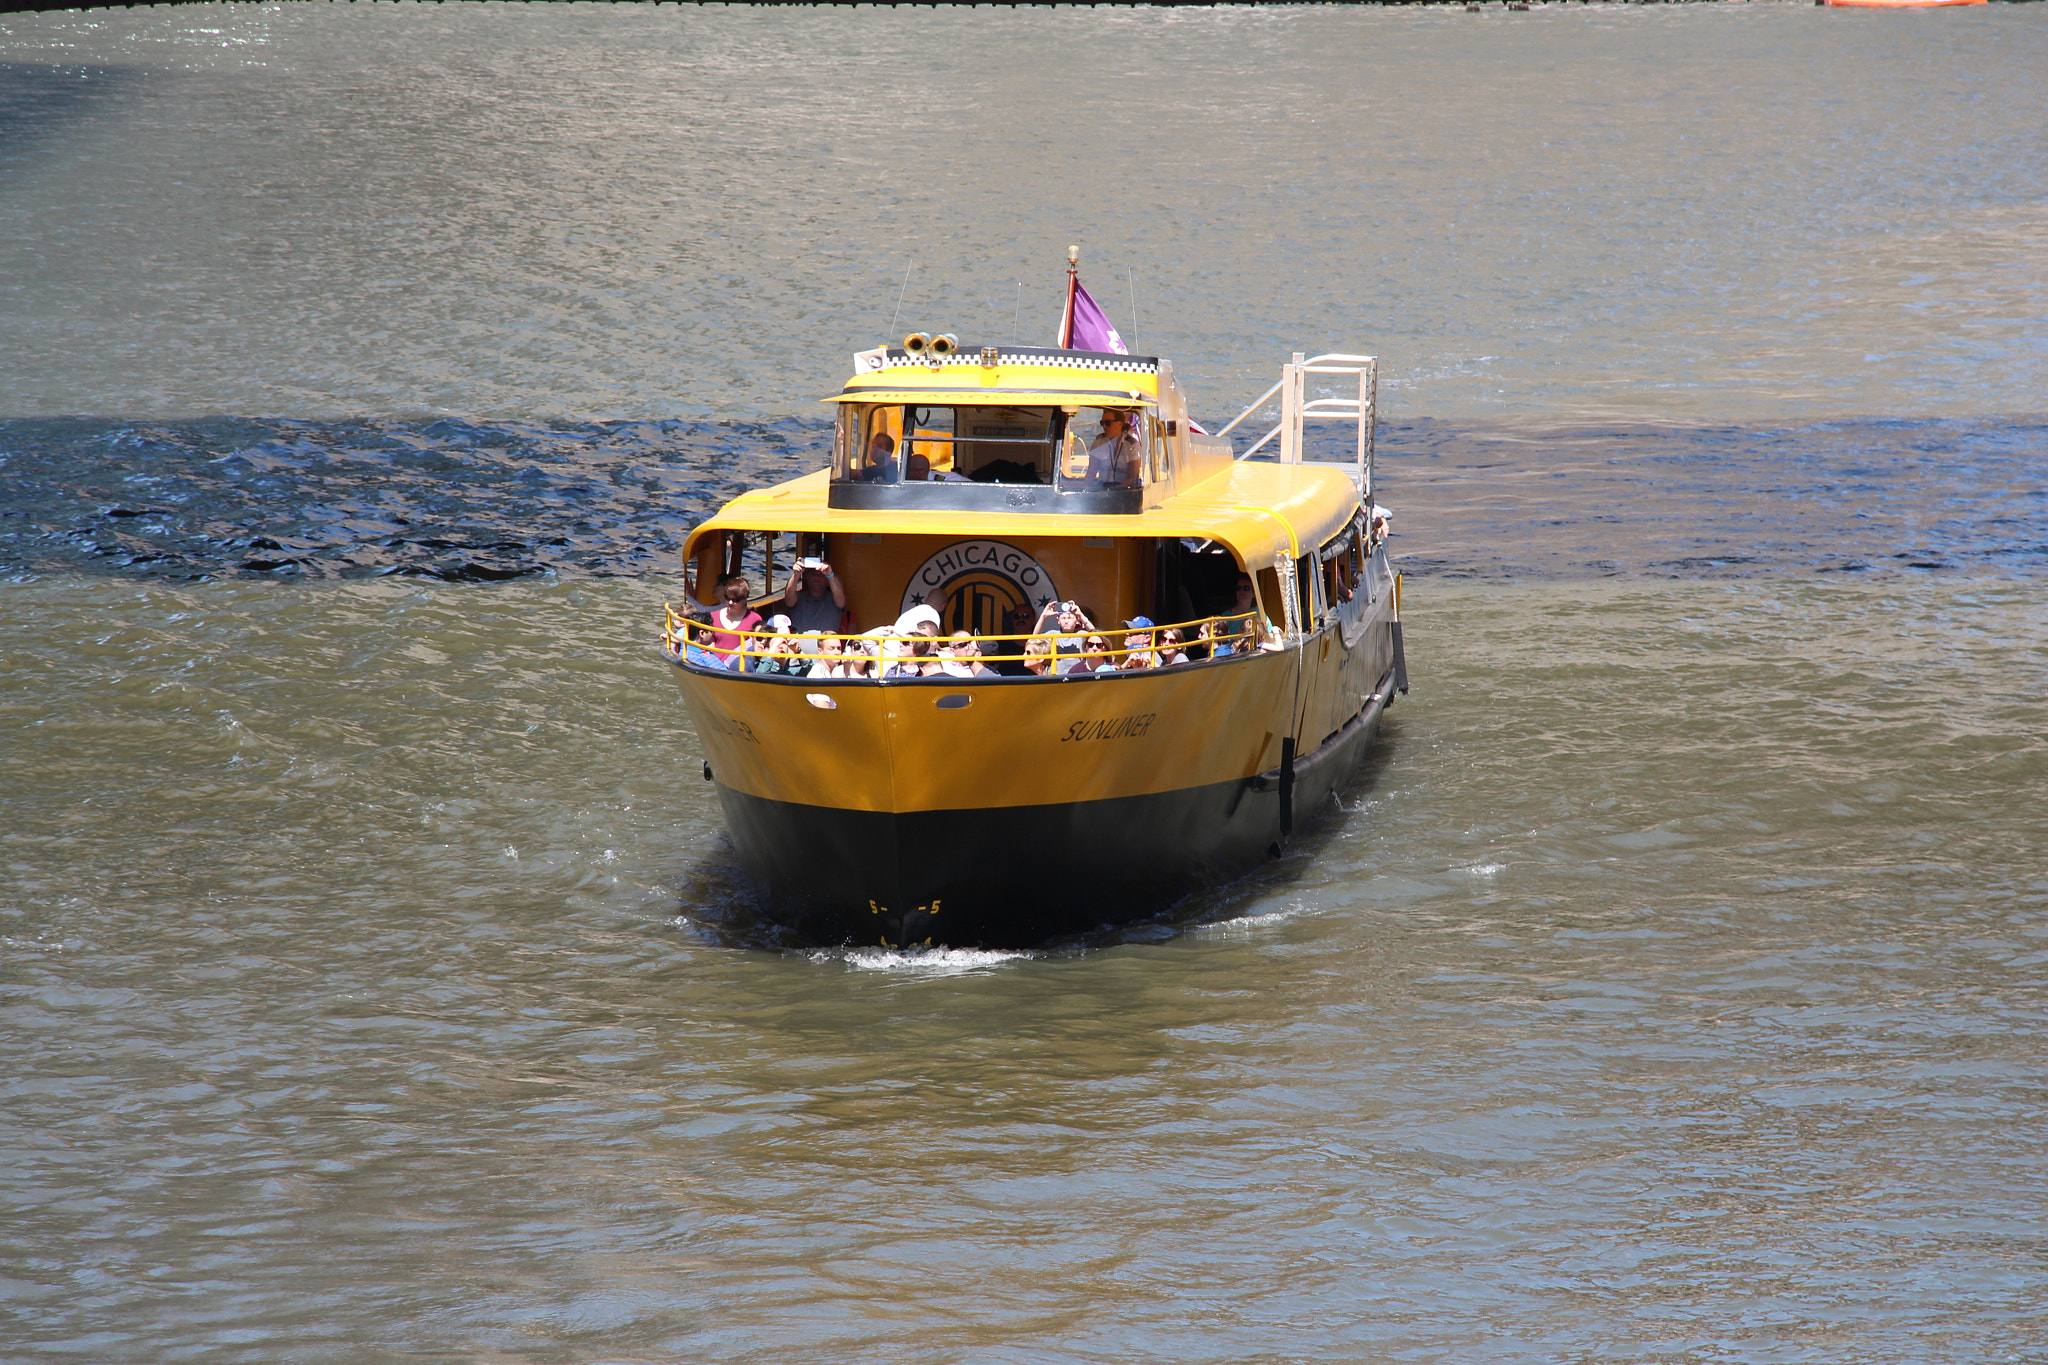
4 4 2046 1362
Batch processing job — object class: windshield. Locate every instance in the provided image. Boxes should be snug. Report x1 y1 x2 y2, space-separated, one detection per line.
837 404 1149 491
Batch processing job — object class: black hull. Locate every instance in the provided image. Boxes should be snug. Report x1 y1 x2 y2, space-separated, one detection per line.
715 689 1393 949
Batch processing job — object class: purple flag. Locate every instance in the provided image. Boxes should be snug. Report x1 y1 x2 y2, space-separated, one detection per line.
1067 280 1128 355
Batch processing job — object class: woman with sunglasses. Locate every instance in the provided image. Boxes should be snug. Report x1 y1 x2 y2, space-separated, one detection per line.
1071 634 1116 674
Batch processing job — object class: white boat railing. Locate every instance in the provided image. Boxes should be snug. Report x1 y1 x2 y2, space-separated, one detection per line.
1213 352 1379 500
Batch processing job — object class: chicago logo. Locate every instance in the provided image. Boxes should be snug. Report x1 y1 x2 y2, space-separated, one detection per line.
899 539 1061 638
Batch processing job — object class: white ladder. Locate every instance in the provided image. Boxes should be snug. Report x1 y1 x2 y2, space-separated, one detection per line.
1214 352 1379 500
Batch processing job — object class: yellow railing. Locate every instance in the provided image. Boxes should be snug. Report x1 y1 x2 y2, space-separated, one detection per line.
661 608 1272 678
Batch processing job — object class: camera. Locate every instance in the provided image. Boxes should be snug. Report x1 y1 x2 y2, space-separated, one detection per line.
799 557 827 572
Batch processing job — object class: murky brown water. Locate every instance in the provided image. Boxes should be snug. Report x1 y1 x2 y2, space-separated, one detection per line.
6 576 2044 1360
4 4 2046 1361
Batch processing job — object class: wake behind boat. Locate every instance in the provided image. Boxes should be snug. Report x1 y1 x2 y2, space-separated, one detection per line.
663 254 1408 948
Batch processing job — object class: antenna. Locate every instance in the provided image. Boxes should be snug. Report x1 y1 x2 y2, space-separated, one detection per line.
888 259 914 339
1013 283 1022 343
1127 267 1139 347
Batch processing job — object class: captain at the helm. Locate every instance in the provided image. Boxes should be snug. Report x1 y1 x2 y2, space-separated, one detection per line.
1069 408 1142 491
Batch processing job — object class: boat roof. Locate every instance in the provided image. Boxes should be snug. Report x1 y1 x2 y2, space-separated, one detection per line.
829 345 1161 408
684 461 1360 568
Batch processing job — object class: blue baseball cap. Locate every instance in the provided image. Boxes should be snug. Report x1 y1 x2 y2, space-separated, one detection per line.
1122 616 1155 629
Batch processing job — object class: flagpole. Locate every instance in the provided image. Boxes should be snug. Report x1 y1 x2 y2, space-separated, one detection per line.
1060 244 1079 349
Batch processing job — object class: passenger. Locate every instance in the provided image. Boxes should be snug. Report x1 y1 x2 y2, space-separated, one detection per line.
753 617 806 676
1157 627 1189 666
1077 410 1142 490
887 605 945 677
903 451 970 483
806 634 852 679
1195 618 1231 660
866 627 898 662
1070 634 1115 675
1020 636 1055 677
673 603 729 670
1226 613 1261 655
705 575 764 670
1225 573 1285 651
990 602 1039 675
694 570 736 612
1223 574 1262 635
845 633 885 679
858 626 897 678
1032 599 1084 635
781 556 849 638
903 628 944 677
1033 599 1097 666
859 432 900 483
940 631 996 678
1118 616 1159 670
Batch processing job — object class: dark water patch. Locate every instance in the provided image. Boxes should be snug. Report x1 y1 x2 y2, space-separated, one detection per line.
0 62 155 176
2 414 2041 582
0 415 829 582
1354 415 2048 580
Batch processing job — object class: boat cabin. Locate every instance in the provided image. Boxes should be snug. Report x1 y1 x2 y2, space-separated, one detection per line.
670 342 1380 676
824 345 1233 515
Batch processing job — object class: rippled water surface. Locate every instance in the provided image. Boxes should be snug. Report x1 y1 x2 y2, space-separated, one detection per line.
6 577 2045 1361
4 3 2047 1361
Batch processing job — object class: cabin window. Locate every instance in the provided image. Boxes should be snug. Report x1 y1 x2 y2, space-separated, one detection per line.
1256 566 1286 637
1055 407 1150 493
834 402 1156 495
1319 520 1364 606
836 403 1060 485
1296 553 1320 627
691 529 787 607
1148 415 1172 485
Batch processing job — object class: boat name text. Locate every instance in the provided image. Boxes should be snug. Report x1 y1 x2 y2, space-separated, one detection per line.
705 713 760 745
1061 713 1157 743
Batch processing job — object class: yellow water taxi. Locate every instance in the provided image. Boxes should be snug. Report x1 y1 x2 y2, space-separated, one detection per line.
663 266 1406 947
